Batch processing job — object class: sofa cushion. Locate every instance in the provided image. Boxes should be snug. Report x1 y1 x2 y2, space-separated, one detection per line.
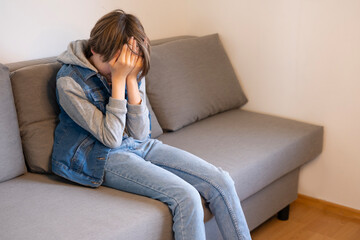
0 64 26 183
10 63 62 173
0 173 204 240
157 109 323 200
146 33 248 131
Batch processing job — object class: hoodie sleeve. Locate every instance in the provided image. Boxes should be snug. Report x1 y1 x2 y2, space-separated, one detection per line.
57 76 127 148
126 77 150 140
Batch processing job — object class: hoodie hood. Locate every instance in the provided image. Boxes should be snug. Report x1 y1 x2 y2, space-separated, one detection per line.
57 40 98 73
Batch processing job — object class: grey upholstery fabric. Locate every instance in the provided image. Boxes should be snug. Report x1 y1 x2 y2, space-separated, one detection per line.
241 168 299 231
0 64 26 183
151 35 196 46
10 63 62 173
7 57 58 72
146 34 248 131
158 109 323 200
0 172 215 240
146 96 163 138
0 173 174 240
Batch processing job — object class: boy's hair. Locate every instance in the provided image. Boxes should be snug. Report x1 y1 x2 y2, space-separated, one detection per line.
86 9 150 80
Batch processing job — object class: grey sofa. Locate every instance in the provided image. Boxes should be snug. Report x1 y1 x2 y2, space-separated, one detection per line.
0 34 323 240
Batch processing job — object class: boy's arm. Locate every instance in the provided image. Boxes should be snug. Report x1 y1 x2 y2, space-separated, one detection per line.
57 76 127 148
126 76 151 140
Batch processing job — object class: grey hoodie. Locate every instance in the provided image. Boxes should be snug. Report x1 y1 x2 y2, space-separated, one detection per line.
56 40 150 148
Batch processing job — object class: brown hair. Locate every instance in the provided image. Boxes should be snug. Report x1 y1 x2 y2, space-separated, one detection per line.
86 9 150 80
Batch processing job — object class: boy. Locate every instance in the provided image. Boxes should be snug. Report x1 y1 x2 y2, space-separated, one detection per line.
52 9 251 240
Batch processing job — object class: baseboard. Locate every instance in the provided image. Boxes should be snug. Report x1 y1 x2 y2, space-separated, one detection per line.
297 194 360 220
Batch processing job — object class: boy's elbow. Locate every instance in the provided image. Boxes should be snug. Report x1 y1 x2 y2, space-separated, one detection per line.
103 136 123 149
132 130 150 141
133 135 148 142
107 142 121 148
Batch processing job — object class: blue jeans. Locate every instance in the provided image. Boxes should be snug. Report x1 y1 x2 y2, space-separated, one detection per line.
102 137 251 240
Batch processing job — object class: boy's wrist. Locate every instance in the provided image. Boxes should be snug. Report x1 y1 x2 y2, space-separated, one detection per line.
112 73 127 82
126 74 138 83
126 76 141 105
111 77 126 100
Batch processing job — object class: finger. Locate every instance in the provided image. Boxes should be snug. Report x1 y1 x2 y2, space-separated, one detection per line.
132 56 141 69
125 41 132 63
130 36 135 46
135 40 140 55
131 40 139 61
109 49 121 66
131 51 138 66
121 43 128 63
128 37 136 55
133 38 138 54
137 57 143 67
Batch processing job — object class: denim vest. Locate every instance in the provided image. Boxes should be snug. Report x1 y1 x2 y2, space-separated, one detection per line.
51 64 147 188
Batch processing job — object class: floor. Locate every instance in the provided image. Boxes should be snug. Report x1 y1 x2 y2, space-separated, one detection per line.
250 195 360 240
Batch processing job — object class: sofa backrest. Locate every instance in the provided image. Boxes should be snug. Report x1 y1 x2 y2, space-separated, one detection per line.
10 62 62 173
146 33 248 131
0 64 26 183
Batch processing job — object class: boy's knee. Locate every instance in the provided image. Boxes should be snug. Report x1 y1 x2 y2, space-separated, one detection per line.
213 168 236 192
164 183 203 220
176 184 203 208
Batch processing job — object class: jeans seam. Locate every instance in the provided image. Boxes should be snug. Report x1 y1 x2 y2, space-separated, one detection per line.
153 162 244 240
104 167 186 240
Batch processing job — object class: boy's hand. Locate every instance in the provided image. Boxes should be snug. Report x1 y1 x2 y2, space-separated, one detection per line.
108 36 139 82
126 37 143 105
127 37 143 81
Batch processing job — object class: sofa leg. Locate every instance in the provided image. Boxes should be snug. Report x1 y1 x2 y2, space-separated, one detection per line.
277 205 290 221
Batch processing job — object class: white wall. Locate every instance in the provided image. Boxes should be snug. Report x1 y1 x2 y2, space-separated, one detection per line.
186 0 360 210
0 0 188 63
1 0 359 210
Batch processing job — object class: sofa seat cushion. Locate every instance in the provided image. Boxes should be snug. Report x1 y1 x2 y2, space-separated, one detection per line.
0 173 182 240
157 109 323 200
